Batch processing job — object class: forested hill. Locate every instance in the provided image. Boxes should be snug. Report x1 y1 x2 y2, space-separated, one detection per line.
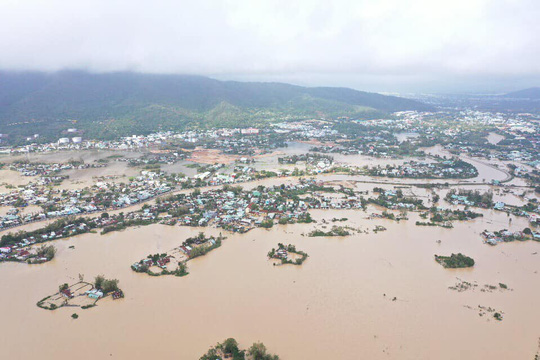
0 71 431 140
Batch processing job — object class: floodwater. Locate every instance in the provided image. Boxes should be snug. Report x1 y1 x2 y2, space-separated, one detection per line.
1 147 539 359
487 132 505 145
0 202 539 359
395 132 420 143
423 145 510 183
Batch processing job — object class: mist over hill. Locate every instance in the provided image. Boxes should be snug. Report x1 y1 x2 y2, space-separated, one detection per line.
0 71 431 140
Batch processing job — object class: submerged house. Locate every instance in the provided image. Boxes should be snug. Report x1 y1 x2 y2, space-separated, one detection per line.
85 289 104 299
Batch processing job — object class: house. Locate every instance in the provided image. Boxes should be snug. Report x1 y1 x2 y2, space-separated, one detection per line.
529 214 540 224
61 289 74 299
157 257 170 267
276 249 288 259
494 202 505 210
85 289 104 299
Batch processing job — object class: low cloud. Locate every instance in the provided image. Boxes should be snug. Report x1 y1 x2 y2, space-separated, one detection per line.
1 0 538 92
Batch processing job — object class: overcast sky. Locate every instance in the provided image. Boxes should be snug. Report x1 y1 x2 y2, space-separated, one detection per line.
1 0 539 93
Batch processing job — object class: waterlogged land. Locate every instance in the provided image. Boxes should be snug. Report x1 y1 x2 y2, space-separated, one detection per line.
1 114 540 359
0 207 539 359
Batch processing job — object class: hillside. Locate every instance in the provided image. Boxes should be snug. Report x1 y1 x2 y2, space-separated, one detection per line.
503 87 540 99
0 71 431 140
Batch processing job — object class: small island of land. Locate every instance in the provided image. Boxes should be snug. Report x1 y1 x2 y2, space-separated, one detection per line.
200 338 279 360
37 275 124 311
268 243 308 265
308 225 359 237
435 253 475 269
131 232 224 276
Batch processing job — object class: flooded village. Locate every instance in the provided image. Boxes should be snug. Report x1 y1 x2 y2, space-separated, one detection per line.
0 111 539 360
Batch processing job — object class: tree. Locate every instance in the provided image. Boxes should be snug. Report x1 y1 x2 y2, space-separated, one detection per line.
175 261 188 276
248 342 279 360
248 343 268 360
94 275 105 290
222 338 240 354
101 279 119 294
37 245 56 260
260 219 274 228
400 208 408 218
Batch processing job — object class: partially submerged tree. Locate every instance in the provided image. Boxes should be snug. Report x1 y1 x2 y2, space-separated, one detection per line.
248 342 280 360
36 244 56 260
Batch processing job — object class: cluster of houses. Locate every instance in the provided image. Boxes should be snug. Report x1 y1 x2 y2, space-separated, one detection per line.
0 218 91 249
207 132 285 156
63 286 123 301
131 234 220 275
0 245 44 263
152 179 368 233
490 201 540 225
1 208 161 252
85 286 120 301
131 254 172 272
278 154 334 173
0 242 51 264
0 170 172 231
481 229 540 245
0 155 321 233
179 236 217 256
272 121 338 139
122 152 185 166
309 135 409 158
2 131 183 154
367 159 477 179
8 161 106 177
447 194 484 207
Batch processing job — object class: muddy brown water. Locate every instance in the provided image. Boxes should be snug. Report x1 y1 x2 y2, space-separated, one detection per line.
0 147 538 359
0 205 539 359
